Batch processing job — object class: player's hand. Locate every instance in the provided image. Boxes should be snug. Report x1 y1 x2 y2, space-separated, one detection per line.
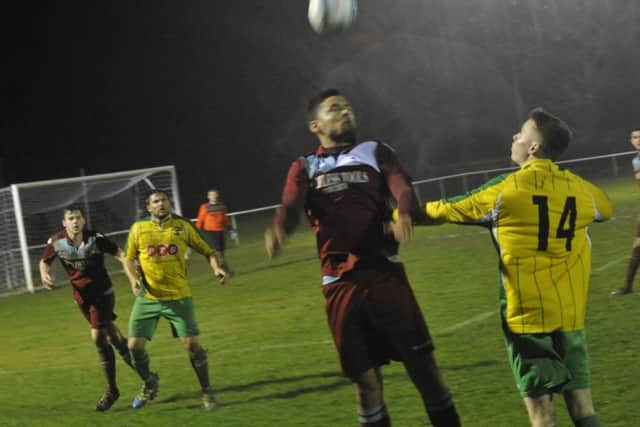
265 226 285 258
215 268 227 285
41 273 55 289
131 280 143 297
390 213 414 242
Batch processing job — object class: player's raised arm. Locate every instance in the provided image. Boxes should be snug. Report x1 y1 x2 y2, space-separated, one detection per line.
582 179 613 222
376 142 426 241
266 158 308 257
425 174 509 225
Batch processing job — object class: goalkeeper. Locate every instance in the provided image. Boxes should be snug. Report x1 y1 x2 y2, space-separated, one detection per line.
394 108 612 427
195 188 236 276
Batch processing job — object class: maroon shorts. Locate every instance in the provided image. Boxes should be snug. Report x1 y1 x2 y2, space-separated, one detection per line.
73 289 117 329
322 260 434 379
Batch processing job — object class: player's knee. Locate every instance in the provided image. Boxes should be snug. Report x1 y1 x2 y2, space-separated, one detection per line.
353 369 384 408
181 339 200 353
525 395 556 427
92 328 109 345
564 389 596 421
404 351 452 402
128 338 145 352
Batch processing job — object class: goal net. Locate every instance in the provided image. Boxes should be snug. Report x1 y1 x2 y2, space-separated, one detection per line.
0 165 181 296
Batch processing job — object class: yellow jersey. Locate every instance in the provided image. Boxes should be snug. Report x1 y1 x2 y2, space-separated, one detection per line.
425 159 613 333
126 214 214 300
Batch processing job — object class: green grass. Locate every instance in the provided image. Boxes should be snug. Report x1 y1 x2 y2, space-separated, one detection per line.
1 178 639 426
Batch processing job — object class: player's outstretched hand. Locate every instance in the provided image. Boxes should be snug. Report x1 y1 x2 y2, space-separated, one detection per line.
265 226 285 259
390 213 414 242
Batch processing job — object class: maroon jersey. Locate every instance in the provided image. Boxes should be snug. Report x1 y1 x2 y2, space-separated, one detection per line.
41 230 119 297
274 140 422 283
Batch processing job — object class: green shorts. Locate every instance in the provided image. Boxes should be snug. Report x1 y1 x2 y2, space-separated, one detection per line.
502 318 591 398
129 296 200 339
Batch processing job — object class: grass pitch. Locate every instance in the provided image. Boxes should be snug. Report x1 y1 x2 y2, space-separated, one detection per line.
1 178 638 426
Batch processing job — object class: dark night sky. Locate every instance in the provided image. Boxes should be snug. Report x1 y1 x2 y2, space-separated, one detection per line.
3 1 640 217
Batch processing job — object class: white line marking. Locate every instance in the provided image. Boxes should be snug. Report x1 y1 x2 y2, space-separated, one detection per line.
0 311 498 375
438 311 495 334
2 252 620 375
593 257 626 273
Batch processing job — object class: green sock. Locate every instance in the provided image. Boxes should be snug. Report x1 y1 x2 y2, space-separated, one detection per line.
574 414 600 427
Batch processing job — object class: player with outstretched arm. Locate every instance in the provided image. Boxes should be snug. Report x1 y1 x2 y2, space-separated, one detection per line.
394 108 612 427
265 89 461 427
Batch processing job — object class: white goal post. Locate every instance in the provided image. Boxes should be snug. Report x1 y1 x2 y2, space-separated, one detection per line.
0 165 180 296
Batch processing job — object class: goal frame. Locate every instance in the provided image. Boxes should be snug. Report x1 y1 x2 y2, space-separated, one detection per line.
5 165 180 295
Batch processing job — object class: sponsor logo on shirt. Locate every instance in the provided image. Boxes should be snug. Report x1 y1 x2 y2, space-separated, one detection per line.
62 259 88 271
314 171 369 193
146 244 179 257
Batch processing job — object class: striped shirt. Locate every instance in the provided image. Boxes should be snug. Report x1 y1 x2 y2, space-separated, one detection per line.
126 214 214 300
425 159 613 333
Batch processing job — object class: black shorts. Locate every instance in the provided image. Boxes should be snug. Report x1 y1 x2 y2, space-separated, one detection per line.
204 230 226 252
322 260 434 379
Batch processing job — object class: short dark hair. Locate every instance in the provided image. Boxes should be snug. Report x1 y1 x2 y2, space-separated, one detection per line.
62 206 84 219
146 190 170 205
631 127 640 133
528 107 572 160
307 88 342 122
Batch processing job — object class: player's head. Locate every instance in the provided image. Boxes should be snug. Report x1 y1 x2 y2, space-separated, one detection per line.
511 108 571 165
207 189 219 203
631 127 640 150
146 190 171 220
307 88 356 147
62 207 86 236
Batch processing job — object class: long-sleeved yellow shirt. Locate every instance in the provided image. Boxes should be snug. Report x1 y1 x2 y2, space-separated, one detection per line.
126 214 214 300
426 159 613 333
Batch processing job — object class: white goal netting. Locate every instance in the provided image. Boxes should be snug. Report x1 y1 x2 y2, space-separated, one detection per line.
0 165 180 296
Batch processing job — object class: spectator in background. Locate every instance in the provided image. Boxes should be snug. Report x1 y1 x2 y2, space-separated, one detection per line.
611 127 640 296
195 189 236 275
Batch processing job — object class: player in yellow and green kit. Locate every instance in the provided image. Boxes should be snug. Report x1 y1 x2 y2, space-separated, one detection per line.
394 109 612 427
123 190 227 411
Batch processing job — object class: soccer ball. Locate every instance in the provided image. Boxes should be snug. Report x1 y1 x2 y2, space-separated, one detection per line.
308 0 357 34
